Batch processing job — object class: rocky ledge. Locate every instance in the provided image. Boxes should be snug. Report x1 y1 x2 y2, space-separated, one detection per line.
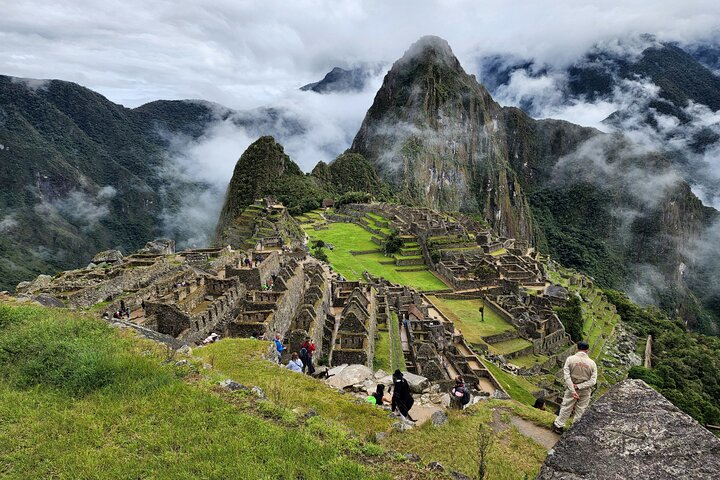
538 379 720 479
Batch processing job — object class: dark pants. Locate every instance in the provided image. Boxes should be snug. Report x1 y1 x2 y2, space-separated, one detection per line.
392 396 414 418
303 356 315 375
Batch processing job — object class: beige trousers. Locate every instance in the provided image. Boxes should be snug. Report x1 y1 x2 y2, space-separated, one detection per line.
554 388 592 428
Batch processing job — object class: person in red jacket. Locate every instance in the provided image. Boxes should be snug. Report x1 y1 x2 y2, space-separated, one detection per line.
300 336 316 375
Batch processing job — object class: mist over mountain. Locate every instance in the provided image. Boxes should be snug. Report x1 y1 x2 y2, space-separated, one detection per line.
477 35 720 211
3 32 720 333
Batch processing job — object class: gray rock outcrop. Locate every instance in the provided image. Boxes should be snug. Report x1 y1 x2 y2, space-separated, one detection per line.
538 379 720 480
92 249 124 264
325 364 374 390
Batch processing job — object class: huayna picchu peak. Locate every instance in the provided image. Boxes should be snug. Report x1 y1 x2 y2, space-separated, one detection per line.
2 7 720 478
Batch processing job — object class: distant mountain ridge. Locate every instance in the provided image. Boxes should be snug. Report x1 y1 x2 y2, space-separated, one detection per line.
349 36 719 333
2 34 720 333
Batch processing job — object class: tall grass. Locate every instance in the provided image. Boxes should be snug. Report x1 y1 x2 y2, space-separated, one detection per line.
0 303 388 479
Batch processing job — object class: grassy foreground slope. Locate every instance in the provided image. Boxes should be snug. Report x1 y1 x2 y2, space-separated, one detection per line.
382 400 555 480
0 303 386 480
196 339 393 437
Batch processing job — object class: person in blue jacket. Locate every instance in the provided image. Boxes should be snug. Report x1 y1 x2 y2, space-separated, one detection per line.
273 332 285 363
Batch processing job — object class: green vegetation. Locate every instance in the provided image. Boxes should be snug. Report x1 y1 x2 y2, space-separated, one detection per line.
556 296 583 342
0 303 386 479
326 153 386 196
215 137 329 243
428 296 514 340
530 184 627 288
605 290 720 425
302 222 447 291
489 337 533 356
481 360 538 406
312 246 329 263
336 191 373 207
382 400 554 479
197 339 393 437
373 331 391 371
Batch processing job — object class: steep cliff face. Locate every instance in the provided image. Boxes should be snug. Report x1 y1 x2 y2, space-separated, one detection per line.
350 36 534 242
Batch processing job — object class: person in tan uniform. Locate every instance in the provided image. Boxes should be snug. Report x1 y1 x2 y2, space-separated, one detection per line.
552 341 597 434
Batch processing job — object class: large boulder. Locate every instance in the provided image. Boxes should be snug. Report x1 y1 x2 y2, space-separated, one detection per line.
15 274 52 294
92 249 124 263
538 379 720 479
402 371 430 393
325 364 374 390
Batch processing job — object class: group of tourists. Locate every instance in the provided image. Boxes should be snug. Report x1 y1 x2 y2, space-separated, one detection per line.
274 332 317 375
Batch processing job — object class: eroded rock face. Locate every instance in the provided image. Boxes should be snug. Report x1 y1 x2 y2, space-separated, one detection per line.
350 36 535 242
538 379 720 480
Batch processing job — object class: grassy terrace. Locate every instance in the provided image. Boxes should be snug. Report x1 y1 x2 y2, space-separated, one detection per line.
381 399 554 480
427 296 514 341
481 359 538 406
489 337 533 356
303 222 447 291
0 303 387 479
510 353 550 368
373 330 392 371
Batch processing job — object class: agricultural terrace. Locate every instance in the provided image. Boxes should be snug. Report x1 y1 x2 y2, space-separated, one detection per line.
300 221 447 292
427 296 514 341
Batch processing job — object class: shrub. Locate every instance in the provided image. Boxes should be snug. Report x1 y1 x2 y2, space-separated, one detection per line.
383 230 402 255
312 247 329 263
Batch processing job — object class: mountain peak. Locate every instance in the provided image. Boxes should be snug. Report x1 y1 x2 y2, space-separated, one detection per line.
397 35 459 69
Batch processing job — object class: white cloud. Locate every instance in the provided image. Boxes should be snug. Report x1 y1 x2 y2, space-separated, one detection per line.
1 1 719 109
0 214 18 233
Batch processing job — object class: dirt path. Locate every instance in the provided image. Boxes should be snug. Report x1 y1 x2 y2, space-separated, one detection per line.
490 408 560 451
408 404 442 426
509 415 560 450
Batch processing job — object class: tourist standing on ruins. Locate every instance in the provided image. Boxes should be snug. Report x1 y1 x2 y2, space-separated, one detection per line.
274 333 285 363
390 370 416 422
552 341 597 434
286 352 303 373
300 336 316 375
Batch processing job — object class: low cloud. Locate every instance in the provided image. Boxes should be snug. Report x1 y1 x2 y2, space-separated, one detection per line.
34 186 116 232
156 73 384 248
0 214 18 233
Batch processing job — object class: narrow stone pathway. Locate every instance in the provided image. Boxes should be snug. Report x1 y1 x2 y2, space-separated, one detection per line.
489 408 560 451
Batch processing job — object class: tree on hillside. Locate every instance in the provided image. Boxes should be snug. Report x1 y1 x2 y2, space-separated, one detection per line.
383 230 402 255
556 296 583 342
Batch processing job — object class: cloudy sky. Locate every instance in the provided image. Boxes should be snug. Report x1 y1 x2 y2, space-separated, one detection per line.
2 0 719 109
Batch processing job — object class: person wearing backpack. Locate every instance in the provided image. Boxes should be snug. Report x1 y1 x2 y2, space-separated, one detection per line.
300 336 316 375
451 375 471 409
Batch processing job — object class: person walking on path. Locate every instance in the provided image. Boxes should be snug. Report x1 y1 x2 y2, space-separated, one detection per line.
390 370 416 422
552 341 597 434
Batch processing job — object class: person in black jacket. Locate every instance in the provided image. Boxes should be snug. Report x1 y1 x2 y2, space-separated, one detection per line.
390 370 415 421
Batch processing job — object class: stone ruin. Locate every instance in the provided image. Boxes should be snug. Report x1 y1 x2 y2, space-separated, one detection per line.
14 199 582 402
